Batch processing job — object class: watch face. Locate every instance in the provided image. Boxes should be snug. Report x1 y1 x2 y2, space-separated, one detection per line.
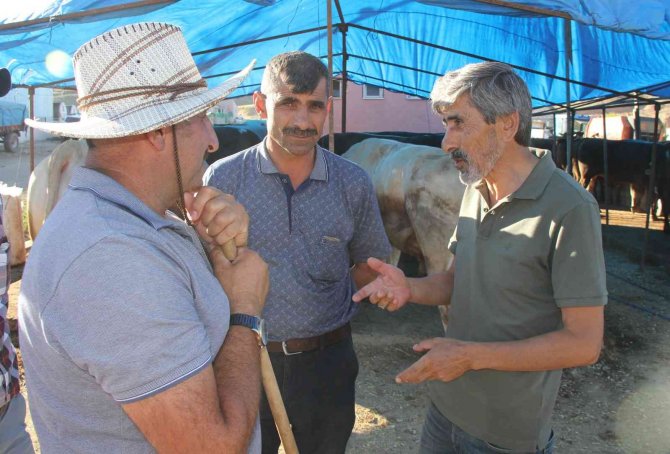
257 318 267 346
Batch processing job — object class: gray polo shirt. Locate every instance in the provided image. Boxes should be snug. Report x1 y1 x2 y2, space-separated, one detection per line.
18 167 260 453
429 150 607 451
204 139 391 341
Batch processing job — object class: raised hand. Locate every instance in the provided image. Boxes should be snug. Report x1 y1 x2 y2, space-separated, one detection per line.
183 187 249 252
352 257 411 311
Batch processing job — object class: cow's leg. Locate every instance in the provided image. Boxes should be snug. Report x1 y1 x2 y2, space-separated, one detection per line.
631 184 647 213
27 162 48 240
388 247 401 268
411 212 454 332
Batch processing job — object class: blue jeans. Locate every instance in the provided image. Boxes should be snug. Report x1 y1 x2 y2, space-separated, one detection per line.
419 402 555 454
260 335 359 454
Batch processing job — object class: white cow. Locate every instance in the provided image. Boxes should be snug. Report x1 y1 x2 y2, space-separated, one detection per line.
0 185 26 265
342 138 465 325
27 139 89 240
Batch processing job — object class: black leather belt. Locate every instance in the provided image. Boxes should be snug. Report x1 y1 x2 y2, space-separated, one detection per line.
266 323 351 355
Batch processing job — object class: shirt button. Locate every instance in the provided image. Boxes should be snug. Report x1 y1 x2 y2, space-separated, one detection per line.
281 178 288 183
483 208 489 212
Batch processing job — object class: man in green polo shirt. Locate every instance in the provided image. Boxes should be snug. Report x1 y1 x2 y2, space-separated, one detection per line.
353 61 607 453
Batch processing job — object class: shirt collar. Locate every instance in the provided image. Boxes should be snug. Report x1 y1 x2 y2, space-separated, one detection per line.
257 136 329 181
512 149 556 200
473 149 555 203
69 167 182 231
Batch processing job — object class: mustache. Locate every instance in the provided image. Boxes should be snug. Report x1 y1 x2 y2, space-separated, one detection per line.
283 127 318 138
451 150 469 162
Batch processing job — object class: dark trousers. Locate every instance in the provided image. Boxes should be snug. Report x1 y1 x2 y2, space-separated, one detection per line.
260 335 359 454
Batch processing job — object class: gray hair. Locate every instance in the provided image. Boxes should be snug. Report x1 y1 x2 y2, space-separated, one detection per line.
261 51 327 95
430 62 532 146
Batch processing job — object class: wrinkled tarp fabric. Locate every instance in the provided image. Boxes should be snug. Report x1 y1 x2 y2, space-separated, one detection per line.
1 0 669 107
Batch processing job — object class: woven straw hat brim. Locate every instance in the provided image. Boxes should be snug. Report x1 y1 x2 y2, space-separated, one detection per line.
26 60 254 139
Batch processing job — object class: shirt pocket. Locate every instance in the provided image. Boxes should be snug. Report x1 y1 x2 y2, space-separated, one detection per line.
304 233 349 283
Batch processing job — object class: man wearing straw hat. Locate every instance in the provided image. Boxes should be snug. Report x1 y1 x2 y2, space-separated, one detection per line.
205 51 392 454
19 23 268 452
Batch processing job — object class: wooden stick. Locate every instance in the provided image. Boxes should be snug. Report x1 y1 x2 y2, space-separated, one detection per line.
260 348 299 454
221 241 298 452
222 239 237 261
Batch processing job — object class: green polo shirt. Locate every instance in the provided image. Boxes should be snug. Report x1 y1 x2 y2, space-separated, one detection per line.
429 150 607 451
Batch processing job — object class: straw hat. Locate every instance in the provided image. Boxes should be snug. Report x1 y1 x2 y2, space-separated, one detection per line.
26 22 254 139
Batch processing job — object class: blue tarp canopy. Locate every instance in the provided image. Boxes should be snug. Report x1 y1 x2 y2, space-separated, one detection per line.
1 0 669 109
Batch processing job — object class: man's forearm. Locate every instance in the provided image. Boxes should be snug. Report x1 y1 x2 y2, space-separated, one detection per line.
469 308 604 372
408 272 454 307
212 325 262 450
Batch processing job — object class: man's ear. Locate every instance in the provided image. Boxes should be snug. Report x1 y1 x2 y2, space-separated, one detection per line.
326 96 333 115
253 91 268 119
145 127 169 151
497 111 520 143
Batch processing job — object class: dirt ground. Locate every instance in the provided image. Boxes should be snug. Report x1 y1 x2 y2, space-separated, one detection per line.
4 140 670 453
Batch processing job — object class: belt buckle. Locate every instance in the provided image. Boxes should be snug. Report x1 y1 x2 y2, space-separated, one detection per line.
282 341 303 356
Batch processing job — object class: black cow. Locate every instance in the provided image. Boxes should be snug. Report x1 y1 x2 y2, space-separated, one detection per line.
206 120 266 165
571 138 663 213
530 137 567 170
652 143 670 233
318 132 443 155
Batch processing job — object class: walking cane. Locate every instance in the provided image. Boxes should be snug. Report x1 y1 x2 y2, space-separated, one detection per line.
222 240 299 454
260 348 299 454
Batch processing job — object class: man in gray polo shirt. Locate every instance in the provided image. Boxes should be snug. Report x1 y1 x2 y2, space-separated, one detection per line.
353 61 607 453
19 23 268 452
205 51 391 453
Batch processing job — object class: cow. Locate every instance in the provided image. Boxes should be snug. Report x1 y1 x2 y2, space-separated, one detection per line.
571 138 657 213
342 138 465 326
652 143 670 233
27 139 88 240
318 132 444 155
0 185 26 265
530 137 567 170
206 122 264 165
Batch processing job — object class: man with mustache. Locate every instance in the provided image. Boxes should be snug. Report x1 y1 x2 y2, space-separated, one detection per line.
205 51 391 453
353 62 607 453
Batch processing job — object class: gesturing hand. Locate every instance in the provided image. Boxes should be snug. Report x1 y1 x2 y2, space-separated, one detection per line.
395 338 474 384
352 257 410 311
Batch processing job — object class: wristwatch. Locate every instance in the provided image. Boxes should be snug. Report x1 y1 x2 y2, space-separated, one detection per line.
230 313 267 347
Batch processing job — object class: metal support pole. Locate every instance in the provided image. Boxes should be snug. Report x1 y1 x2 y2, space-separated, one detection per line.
552 113 558 167
602 107 609 227
29 87 35 173
326 0 334 152
339 23 348 133
564 19 573 177
634 93 641 140
641 103 660 270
